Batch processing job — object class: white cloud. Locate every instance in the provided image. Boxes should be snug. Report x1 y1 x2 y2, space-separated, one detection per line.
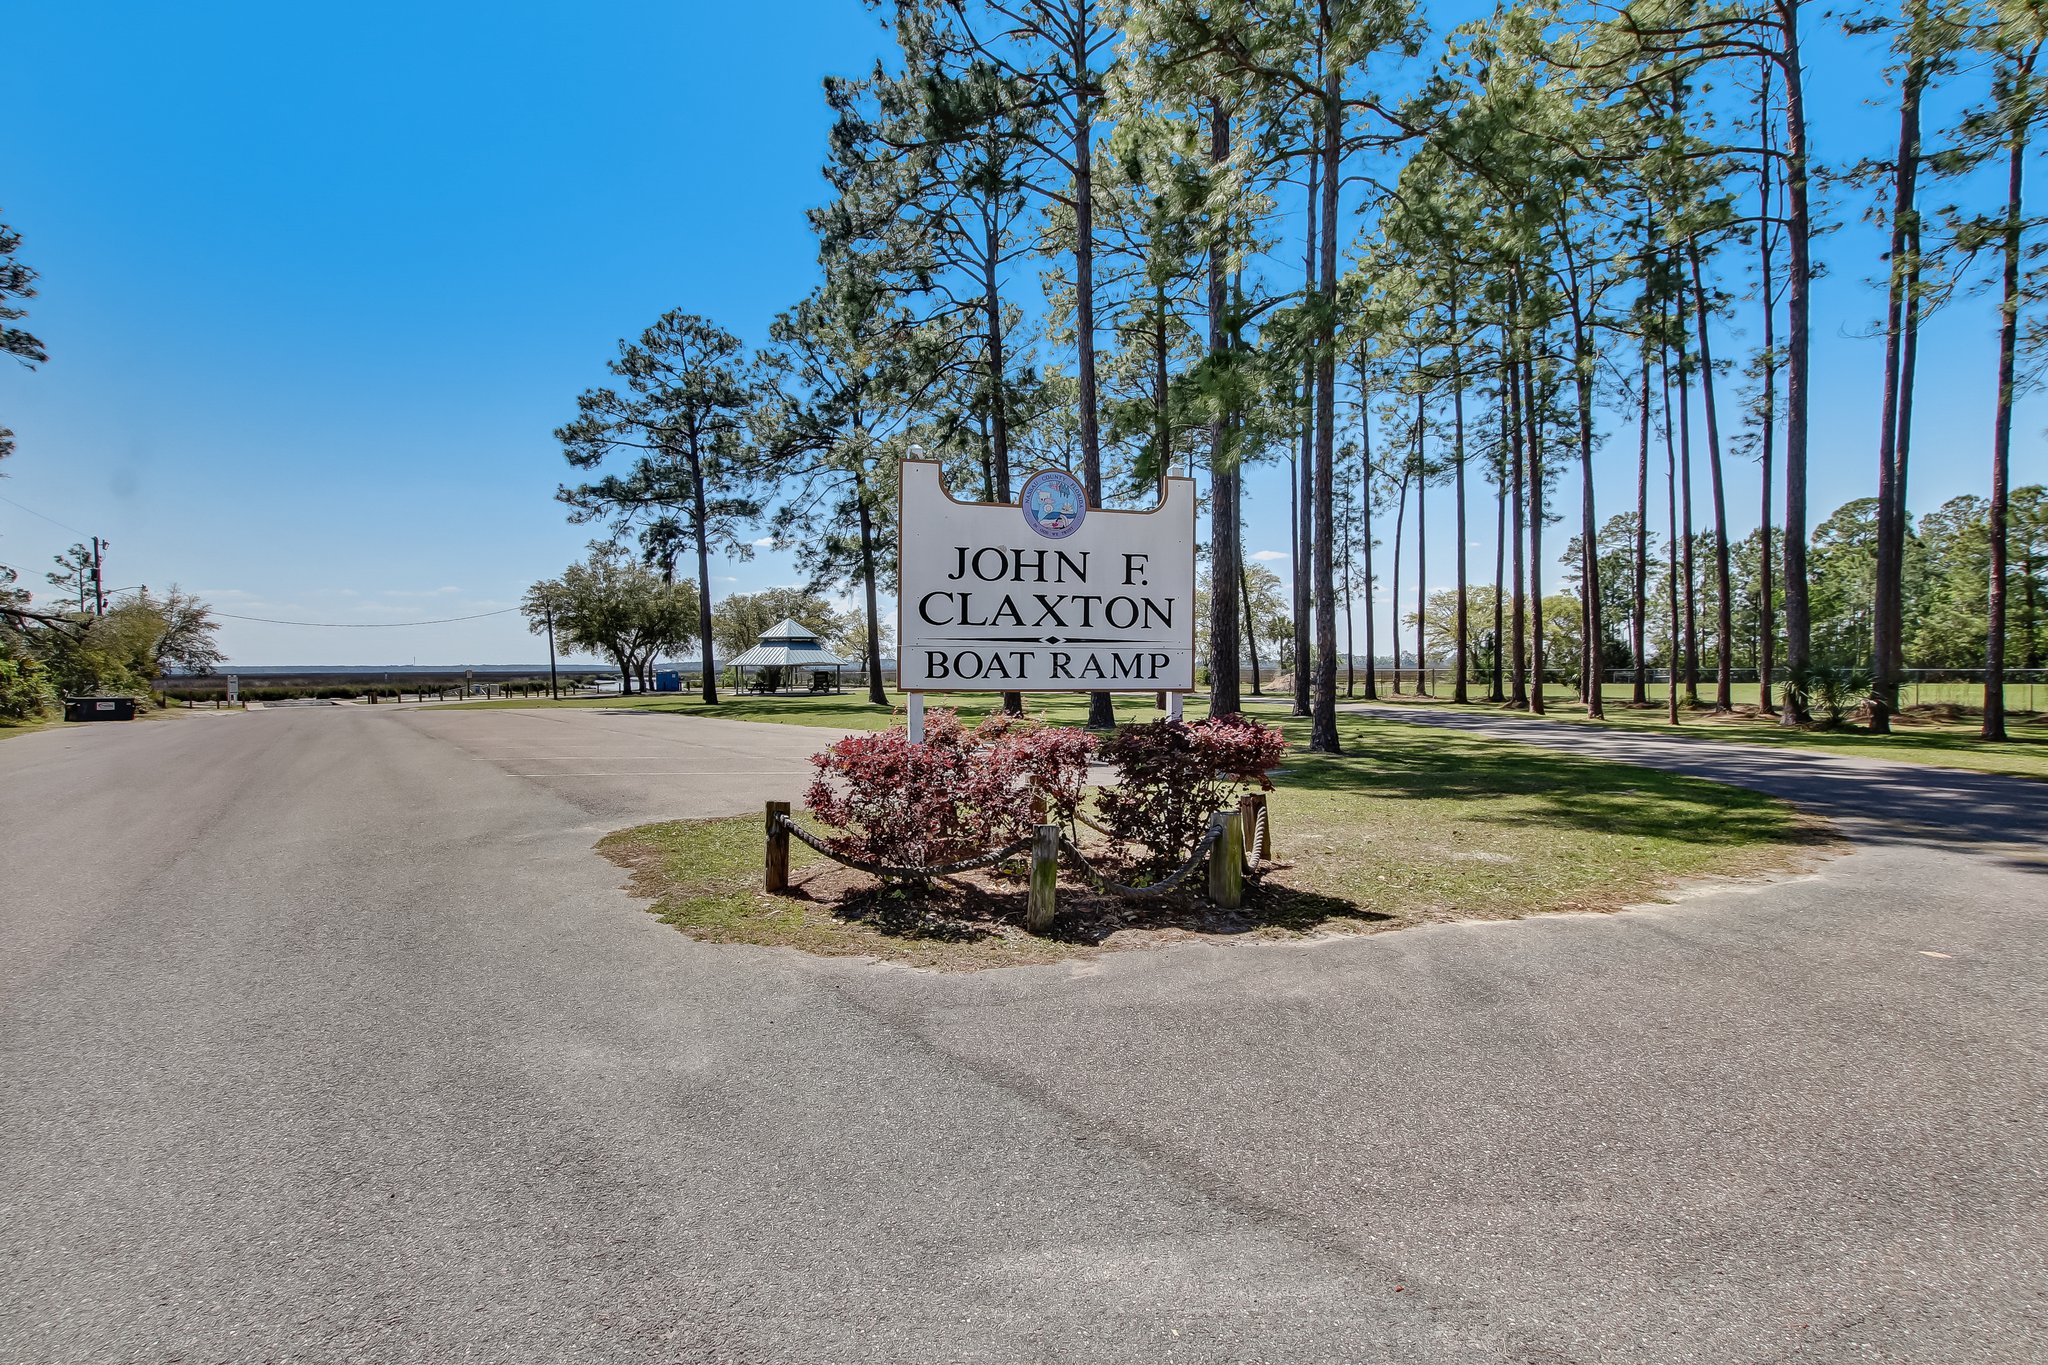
751 536 779 548
1249 549 1290 562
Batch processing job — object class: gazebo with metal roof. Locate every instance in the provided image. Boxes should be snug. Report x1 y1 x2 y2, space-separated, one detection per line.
725 617 852 695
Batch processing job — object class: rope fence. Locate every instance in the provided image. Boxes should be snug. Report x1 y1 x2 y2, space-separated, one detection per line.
1057 825 1222 900
775 814 1036 880
763 794 1277 933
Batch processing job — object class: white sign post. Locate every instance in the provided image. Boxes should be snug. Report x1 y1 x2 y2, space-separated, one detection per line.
227 675 239 705
897 460 1197 714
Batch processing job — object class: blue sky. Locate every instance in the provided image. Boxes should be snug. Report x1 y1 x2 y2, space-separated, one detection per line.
2 1 2042 666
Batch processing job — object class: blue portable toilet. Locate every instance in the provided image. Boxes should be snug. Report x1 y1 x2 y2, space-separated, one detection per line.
654 669 682 693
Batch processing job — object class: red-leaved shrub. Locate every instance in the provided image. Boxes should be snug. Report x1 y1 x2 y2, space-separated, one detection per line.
804 710 1093 874
1092 714 1287 866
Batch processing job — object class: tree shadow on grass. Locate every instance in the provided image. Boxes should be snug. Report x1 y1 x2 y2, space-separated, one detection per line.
1338 705 2048 871
1273 713 1805 851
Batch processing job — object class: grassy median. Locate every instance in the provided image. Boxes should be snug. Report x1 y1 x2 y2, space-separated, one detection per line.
599 709 1829 971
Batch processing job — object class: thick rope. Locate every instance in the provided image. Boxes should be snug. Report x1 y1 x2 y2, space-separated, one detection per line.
779 811 1252 899
1057 827 1223 899
776 814 1035 879
1080 802 1269 869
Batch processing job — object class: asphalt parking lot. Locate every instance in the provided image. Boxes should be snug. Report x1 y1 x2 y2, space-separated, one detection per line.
2 702 2042 1363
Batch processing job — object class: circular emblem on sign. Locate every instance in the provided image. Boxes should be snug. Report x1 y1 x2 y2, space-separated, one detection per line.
1019 469 1086 540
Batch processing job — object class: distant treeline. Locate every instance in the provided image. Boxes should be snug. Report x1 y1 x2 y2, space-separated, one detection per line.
156 676 603 702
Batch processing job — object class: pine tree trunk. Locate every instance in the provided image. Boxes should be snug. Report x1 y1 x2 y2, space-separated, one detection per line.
1414 367 1429 698
1673 258 1699 709
1242 564 1263 695
983 206 1013 503
1895 219 1922 681
986 204 1023 723
1360 355 1379 701
1985 80 2029 742
1392 469 1409 695
1072 27 1112 733
1575 315 1604 719
688 437 719 705
1205 100 1241 717
1758 68 1780 715
1634 345 1651 707
1777 0 1814 725
1507 350 1528 710
1661 341 1683 726
1687 241 1736 713
1293 158 1317 720
1493 424 1507 703
1310 66 1342 755
1343 501 1356 697
1523 349 1546 716
854 464 888 708
1871 40 1925 734
1452 320 1470 704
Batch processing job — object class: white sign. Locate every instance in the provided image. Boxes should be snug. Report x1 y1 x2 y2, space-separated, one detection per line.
897 460 1197 693
226 675 239 703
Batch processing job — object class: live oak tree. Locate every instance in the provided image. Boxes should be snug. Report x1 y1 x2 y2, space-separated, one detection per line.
711 589 856 666
556 312 765 706
525 550 699 696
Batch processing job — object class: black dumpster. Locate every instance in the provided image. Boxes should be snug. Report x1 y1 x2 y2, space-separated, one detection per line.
63 696 137 722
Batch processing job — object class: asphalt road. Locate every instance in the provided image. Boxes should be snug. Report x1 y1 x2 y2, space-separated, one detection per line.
2 703 2043 1363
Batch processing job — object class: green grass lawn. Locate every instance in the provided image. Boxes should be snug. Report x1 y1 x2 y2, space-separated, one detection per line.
599 706 1823 970
456 682 2048 782
1345 683 2048 782
0 714 61 743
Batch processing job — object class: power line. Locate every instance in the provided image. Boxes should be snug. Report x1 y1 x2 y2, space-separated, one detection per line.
0 492 92 538
3 496 527 628
212 607 521 628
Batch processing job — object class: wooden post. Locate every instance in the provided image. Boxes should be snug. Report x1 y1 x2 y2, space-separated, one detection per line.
1238 793 1269 863
765 800 790 893
1026 824 1059 933
1206 811 1244 909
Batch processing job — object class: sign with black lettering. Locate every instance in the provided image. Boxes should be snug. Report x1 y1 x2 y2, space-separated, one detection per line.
897 460 1197 693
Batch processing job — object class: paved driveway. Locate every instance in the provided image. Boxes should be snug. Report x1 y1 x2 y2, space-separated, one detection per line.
2 703 2042 1363
397 704 846 822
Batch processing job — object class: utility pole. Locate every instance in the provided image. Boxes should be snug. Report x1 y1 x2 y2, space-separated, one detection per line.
91 537 107 616
544 595 559 699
